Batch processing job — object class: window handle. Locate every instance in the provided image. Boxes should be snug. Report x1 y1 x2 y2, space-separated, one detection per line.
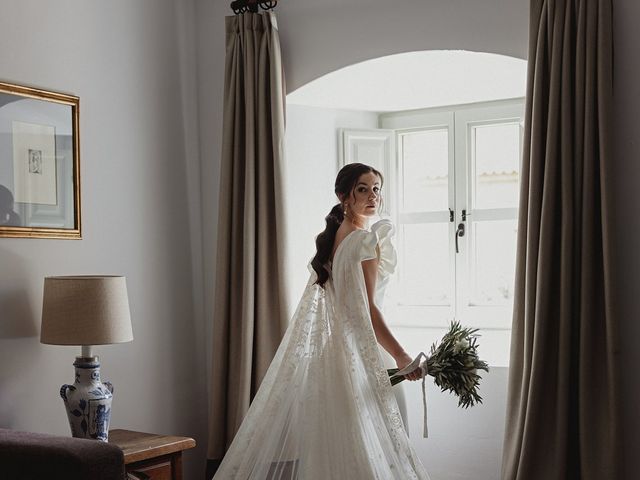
455 209 470 253
455 222 465 253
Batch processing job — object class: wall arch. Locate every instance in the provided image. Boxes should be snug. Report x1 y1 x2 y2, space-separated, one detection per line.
277 0 529 92
287 50 527 111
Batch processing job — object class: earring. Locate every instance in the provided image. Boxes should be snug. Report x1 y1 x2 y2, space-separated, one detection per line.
343 202 348 216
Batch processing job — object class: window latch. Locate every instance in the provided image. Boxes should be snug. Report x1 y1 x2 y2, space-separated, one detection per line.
449 208 454 222
455 209 471 253
455 222 465 253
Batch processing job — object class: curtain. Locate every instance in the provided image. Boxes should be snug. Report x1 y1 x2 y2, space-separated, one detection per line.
208 11 288 465
502 1 619 479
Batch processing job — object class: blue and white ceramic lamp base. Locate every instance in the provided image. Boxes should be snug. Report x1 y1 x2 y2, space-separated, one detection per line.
60 354 113 442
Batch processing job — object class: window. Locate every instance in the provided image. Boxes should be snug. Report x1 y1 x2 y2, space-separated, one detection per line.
378 100 524 334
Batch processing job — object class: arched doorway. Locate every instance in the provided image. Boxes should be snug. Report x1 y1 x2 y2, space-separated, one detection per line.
283 49 526 480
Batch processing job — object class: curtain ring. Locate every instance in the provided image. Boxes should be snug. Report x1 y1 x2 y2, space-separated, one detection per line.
260 0 278 11
231 0 277 15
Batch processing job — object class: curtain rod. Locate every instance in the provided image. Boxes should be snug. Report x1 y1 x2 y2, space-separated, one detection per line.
231 0 278 14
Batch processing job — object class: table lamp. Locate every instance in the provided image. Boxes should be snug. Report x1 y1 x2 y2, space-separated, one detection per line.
40 275 133 442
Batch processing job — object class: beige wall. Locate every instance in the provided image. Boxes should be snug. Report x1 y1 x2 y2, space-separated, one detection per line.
0 1 207 478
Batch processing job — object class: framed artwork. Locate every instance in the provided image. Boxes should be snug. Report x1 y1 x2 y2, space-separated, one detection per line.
0 81 81 239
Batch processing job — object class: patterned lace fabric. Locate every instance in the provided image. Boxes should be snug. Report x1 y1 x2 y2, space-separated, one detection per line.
213 219 430 479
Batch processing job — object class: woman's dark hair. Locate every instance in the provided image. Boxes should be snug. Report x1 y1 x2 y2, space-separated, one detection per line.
311 163 383 286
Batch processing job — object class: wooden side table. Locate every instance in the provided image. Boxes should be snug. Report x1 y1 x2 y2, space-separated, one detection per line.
109 429 196 480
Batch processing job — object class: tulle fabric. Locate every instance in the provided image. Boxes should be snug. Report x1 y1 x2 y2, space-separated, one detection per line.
213 219 429 479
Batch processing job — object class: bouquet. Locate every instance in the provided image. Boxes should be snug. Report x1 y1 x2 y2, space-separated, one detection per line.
387 321 489 409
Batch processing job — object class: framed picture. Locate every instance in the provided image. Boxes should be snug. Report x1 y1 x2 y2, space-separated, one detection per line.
0 81 81 239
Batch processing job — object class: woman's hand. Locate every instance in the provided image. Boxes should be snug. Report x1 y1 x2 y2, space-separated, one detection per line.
395 352 422 382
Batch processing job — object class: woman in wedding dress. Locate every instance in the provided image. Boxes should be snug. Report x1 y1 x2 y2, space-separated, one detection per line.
213 163 429 479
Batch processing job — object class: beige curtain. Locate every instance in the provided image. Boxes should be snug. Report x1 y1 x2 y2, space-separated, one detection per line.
208 11 288 462
502 1 619 479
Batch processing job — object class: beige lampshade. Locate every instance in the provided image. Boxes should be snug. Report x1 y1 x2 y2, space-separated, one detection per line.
40 276 133 345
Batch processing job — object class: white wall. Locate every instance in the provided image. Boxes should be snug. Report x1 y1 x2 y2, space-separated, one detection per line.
284 104 379 310
0 1 207 478
396 327 508 479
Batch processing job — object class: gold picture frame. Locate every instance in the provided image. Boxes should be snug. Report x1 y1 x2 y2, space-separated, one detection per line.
0 81 81 239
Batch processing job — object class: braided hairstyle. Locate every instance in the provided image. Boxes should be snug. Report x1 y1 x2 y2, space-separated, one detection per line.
311 163 383 286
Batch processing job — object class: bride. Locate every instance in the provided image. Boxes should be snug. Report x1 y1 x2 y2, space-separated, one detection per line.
213 163 429 479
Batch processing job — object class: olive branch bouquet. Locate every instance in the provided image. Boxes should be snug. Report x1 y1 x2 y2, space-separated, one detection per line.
387 321 489 408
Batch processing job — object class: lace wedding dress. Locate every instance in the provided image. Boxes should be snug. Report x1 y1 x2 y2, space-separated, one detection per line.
213 219 429 479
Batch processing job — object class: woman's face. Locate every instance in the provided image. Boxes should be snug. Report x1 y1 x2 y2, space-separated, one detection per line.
344 172 382 218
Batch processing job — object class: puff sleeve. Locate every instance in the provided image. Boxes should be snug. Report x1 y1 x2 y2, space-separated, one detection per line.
359 219 397 277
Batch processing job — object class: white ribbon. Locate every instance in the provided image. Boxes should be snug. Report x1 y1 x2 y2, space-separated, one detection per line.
390 352 429 438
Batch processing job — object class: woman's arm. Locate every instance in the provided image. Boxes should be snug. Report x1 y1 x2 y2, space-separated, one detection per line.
362 257 421 381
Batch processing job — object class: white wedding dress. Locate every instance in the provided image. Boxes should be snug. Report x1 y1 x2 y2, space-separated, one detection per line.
213 219 429 479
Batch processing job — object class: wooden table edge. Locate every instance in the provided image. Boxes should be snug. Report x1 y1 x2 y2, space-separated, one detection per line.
109 429 196 464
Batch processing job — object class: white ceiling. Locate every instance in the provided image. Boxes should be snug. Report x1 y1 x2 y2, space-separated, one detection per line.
286 50 527 112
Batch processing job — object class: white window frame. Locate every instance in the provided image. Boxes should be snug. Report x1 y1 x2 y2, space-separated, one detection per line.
379 99 524 332
454 102 524 330
380 110 455 329
338 128 396 218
